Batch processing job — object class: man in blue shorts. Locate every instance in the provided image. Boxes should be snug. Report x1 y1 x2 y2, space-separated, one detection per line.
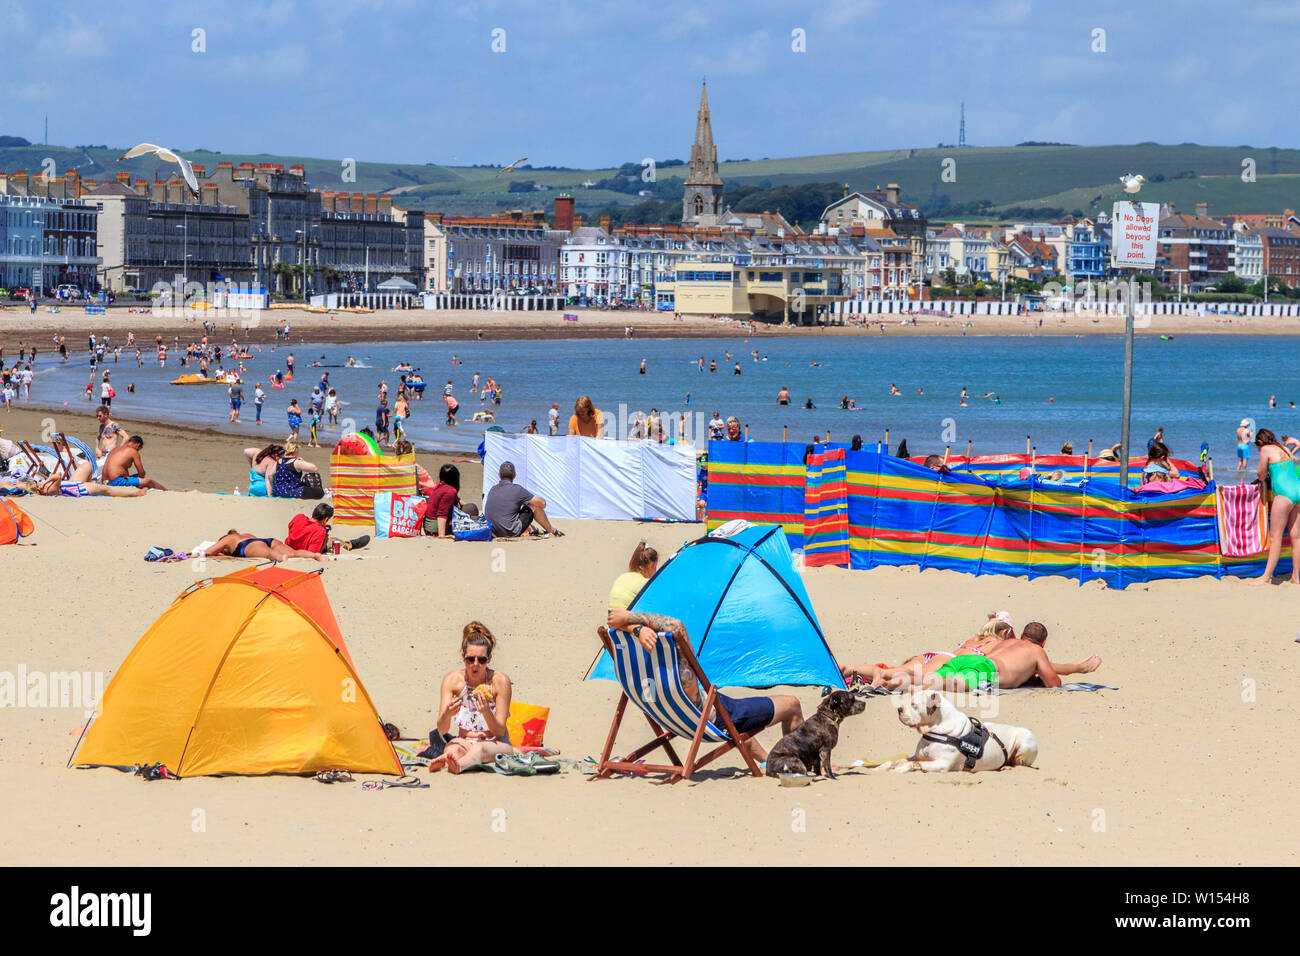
1236 419 1252 472
605 606 803 761
101 436 168 490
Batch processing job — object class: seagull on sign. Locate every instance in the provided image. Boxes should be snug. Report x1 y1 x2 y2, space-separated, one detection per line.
1119 173 1146 194
496 157 528 177
118 143 199 197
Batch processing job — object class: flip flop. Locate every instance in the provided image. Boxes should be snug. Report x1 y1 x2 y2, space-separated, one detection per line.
362 775 429 791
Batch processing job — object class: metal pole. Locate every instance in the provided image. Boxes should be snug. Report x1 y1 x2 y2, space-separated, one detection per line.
303 229 308 304
1119 269 1136 489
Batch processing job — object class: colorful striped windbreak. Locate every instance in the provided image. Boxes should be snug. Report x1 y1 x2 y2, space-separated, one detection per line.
707 442 1289 589
329 453 418 526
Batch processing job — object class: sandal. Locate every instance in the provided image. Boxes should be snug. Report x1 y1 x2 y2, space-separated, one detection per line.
550 528 565 538
313 769 353 783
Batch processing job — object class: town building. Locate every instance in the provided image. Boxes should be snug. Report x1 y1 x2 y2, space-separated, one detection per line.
1253 227 1300 283
1006 231 1059 281
424 208 563 294
1155 203 1232 292
561 224 630 303
89 173 250 293
0 171 102 294
82 161 423 296
1229 227 1263 282
819 184 927 291
672 259 846 323
1066 218 1110 285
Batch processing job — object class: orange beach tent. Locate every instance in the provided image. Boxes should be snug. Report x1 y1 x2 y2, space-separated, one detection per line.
73 566 401 777
0 500 34 544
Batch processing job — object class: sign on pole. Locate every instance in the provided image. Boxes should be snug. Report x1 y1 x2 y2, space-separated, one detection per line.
1111 201 1159 269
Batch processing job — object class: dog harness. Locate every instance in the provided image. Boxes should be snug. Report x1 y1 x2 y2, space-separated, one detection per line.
921 717 1009 770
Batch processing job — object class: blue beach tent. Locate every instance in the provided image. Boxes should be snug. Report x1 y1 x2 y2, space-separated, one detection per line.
587 524 845 689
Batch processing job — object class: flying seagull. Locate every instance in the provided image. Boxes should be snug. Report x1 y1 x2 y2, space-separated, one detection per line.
118 143 199 196
496 157 528 177
1119 173 1146 194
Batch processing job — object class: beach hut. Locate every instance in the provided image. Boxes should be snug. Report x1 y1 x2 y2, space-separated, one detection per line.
587 523 844 688
72 566 401 777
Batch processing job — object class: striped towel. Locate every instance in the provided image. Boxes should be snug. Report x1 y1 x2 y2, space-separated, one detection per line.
1217 483 1267 557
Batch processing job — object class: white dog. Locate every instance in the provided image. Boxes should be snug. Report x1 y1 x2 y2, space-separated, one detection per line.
879 689 1038 773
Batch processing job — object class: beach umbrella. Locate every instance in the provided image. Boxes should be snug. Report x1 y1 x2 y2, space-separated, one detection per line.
117 143 199 197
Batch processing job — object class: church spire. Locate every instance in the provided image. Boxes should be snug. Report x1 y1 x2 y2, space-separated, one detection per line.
685 79 722 188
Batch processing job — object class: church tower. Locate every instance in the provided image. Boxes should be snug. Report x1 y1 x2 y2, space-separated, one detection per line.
682 80 724 226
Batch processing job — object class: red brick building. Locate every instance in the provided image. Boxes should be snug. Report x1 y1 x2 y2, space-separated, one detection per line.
1156 206 1232 292
1253 227 1300 283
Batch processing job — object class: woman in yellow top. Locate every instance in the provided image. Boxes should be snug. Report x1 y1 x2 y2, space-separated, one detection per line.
568 395 605 438
609 541 658 609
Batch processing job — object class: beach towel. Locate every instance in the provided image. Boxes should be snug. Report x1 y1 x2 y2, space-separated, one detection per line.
992 682 1118 694
1217 483 1268 557
1136 477 1207 494
847 682 1117 697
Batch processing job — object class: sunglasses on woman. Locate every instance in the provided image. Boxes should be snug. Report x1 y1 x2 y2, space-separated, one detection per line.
464 655 490 665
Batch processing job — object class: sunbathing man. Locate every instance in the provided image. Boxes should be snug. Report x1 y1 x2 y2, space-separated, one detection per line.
101 436 167 490
907 622 1100 693
203 529 329 563
606 606 802 762
31 459 147 498
841 614 1014 688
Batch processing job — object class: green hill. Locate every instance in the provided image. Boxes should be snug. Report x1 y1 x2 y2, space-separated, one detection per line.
3 140 1298 219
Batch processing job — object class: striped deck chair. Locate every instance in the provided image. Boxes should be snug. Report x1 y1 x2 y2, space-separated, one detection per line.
594 626 762 784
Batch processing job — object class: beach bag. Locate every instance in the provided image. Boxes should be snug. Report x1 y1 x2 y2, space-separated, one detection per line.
506 702 550 748
451 506 492 542
300 470 324 499
374 492 427 538
329 451 417 526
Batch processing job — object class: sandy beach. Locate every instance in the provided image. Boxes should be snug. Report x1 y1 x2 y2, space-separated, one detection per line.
4 303 1300 354
1 401 1296 867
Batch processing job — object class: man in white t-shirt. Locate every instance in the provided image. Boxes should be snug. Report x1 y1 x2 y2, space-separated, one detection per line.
547 402 559 436
708 412 725 441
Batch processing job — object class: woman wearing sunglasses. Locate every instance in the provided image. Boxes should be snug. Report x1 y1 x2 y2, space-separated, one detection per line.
428 622 515 773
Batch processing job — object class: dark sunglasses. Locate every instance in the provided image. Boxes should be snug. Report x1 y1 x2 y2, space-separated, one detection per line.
464 655 490 665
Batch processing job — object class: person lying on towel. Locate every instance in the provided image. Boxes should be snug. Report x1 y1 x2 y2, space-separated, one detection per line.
842 617 1101 691
203 530 329 563
878 623 1101 693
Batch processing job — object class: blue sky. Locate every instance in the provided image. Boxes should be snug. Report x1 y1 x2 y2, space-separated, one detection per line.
3 0 1298 168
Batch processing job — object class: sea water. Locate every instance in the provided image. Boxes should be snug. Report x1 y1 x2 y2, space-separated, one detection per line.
28 334 1297 468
